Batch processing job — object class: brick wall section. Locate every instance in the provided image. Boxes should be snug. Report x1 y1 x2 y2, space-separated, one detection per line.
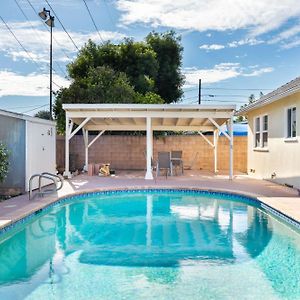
56 135 247 173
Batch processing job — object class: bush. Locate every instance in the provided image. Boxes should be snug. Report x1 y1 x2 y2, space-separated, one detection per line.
0 142 9 183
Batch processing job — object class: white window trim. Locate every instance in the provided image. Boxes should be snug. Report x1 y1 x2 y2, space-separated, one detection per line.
284 105 297 141
253 114 269 150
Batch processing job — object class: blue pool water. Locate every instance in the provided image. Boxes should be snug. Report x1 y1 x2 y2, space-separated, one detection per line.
0 190 300 300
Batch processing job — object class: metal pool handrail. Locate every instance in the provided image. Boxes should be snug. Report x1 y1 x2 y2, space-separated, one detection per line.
29 172 64 200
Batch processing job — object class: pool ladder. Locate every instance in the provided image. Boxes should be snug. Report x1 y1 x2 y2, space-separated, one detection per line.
29 172 64 200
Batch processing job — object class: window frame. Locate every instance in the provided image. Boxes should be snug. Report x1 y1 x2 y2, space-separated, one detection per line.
286 106 297 139
253 114 268 150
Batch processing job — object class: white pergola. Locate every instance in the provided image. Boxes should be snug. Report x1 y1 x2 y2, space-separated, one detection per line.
63 104 236 180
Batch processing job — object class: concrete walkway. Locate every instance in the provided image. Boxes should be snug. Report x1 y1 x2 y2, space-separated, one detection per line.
1 171 300 230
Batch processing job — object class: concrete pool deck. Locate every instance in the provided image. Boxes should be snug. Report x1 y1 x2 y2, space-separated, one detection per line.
1 170 300 230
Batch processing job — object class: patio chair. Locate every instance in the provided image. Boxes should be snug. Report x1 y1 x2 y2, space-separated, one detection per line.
156 152 171 178
171 150 184 176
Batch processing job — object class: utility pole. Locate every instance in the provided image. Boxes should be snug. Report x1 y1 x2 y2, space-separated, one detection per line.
39 8 55 120
198 79 201 104
49 20 53 120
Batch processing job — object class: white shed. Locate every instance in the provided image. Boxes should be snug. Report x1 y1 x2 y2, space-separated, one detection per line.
0 109 56 195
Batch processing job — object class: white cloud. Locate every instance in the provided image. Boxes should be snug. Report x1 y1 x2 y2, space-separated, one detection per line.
0 70 70 97
0 21 126 66
183 63 273 87
267 23 300 49
281 38 300 49
243 67 273 77
199 38 264 51
228 38 264 48
199 44 225 50
184 63 241 87
269 24 300 44
116 0 300 36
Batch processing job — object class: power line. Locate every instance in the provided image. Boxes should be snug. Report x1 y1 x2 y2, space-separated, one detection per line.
0 15 40 69
26 0 72 62
0 14 63 90
1 103 48 110
184 87 273 92
202 94 254 98
82 0 104 43
22 104 49 114
44 0 80 51
183 96 248 104
14 0 67 78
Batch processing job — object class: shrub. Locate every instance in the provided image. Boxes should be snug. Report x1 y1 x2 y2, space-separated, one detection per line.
0 142 9 183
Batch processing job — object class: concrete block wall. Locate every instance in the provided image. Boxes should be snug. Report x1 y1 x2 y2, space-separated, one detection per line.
56 134 247 173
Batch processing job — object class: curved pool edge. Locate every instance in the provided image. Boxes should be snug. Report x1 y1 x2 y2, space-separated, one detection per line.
0 186 300 237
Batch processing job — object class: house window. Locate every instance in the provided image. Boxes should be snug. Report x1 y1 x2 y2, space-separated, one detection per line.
287 107 297 138
254 115 268 148
255 117 260 147
262 115 268 147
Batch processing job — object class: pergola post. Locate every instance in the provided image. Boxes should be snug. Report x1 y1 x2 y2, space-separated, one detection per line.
214 129 219 173
83 129 89 171
229 116 234 180
63 115 71 178
145 117 153 180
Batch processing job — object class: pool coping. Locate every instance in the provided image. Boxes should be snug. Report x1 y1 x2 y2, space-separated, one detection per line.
1 186 300 236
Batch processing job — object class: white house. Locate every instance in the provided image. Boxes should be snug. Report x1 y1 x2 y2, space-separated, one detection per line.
238 77 300 189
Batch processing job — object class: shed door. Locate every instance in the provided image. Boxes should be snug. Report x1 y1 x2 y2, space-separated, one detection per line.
26 121 56 191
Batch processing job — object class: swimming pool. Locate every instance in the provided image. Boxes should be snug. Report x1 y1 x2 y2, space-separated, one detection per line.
0 190 299 300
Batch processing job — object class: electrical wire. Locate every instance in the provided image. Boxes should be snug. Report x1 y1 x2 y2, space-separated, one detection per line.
14 0 68 78
22 104 49 114
183 95 248 104
26 0 72 62
44 0 80 51
82 0 104 43
1 103 49 110
0 14 63 90
184 87 273 92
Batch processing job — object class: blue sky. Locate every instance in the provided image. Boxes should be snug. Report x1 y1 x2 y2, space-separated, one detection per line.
1 0 300 114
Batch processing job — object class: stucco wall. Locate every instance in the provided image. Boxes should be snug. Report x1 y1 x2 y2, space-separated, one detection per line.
0 115 26 194
247 91 300 188
57 134 247 173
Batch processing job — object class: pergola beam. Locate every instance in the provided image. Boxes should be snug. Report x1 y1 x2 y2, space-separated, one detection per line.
198 131 214 148
88 130 105 148
208 117 231 140
67 111 233 119
69 117 91 140
84 125 215 131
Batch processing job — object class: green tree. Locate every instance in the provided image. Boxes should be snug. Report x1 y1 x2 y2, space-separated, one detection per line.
54 66 139 133
0 142 9 183
67 32 183 102
146 31 184 103
248 94 256 103
34 110 51 120
54 32 184 132
68 39 158 95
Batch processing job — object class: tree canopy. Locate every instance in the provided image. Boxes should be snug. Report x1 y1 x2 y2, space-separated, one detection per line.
34 110 51 120
54 31 184 133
